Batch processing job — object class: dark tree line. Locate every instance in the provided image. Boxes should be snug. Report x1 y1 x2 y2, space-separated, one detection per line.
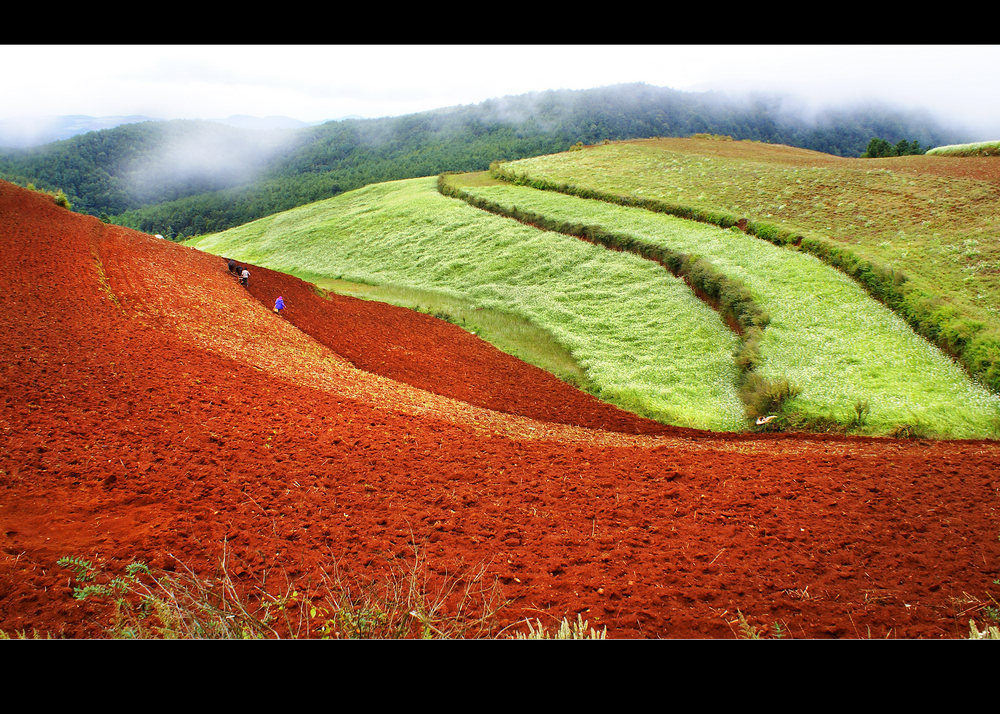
862 137 925 158
0 83 966 239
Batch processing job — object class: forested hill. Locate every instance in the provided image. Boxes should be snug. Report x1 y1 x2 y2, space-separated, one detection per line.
0 83 966 240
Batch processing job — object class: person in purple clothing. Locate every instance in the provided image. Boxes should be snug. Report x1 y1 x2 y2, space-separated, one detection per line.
274 295 285 315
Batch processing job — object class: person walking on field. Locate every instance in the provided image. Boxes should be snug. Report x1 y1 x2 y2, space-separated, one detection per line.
240 267 250 287
274 296 285 315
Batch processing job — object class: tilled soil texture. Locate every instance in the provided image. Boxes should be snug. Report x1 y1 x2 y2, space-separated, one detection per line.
2 181 999 639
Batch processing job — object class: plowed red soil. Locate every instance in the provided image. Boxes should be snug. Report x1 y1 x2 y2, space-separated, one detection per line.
2 180 999 639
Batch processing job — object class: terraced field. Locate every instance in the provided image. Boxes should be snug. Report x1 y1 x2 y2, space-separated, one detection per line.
191 162 1000 438
446 173 1000 438
494 137 1000 395
498 138 1000 326
188 178 747 431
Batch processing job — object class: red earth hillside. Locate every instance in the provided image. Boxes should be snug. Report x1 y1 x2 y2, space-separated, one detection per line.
1 179 999 639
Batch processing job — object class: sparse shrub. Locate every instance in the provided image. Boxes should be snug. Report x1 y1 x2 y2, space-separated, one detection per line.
52 189 72 209
862 137 924 158
740 373 801 420
887 422 930 439
780 412 845 434
733 328 764 371
852 399 871 427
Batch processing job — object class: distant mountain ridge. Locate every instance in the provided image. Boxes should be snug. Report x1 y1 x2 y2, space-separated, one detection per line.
0 114 159 148
0 83 971 239
0 114 331 148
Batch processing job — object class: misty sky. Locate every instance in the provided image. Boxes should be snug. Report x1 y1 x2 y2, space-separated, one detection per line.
3 44 999 136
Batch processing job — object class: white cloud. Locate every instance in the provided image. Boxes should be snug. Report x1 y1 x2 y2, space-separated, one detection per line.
1 44 998 136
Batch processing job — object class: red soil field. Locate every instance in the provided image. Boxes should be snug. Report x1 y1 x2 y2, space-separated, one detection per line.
2 180 999 639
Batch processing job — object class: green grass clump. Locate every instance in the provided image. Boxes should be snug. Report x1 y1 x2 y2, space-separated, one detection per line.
187 177 745 431
454 178 1000 438
512 614 607 639
927 141 1000 157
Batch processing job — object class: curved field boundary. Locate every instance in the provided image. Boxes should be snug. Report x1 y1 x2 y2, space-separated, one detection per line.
489 159 1000 396
438 174 791 425
448 174 1000 438
186 177 747 431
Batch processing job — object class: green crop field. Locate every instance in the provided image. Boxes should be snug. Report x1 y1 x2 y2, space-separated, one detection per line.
447 174 1000 438
497 137 1000 333
186 177 747 431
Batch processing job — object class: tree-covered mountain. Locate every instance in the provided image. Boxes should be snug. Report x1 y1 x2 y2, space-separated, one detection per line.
0 119 305 217
0 83 968 239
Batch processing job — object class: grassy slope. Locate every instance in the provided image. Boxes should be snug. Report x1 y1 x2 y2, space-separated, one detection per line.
453 175 1000 437
186 177 745 431
308 277 591 389
501 138 1000 333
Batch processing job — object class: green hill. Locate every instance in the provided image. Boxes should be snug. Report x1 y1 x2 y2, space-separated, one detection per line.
187 177 747 431
187 158 1000 438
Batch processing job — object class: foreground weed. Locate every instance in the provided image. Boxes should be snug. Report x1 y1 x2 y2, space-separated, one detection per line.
58 552 287 639
0 629 56 639
510 614 607 639
55 542 511 639
298 545 510 639
729 610 788 639
968 620 1000 639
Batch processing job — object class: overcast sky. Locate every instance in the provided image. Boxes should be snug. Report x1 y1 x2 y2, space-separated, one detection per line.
3 44 999 136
